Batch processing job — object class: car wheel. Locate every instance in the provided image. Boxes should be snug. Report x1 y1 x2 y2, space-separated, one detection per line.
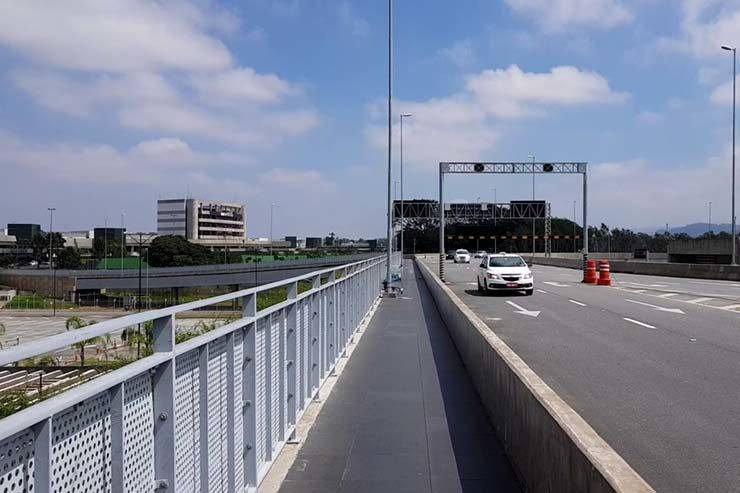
525 289 534 296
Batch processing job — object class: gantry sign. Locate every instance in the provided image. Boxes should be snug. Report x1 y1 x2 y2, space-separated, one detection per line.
438 161 588 282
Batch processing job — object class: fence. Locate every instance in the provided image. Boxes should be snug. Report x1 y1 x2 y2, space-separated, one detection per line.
0 255 385 492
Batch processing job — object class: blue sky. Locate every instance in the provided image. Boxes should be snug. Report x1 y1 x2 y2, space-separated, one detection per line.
0 0 739 238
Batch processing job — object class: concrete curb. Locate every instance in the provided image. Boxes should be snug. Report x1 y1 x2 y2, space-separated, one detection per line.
415 256 654 493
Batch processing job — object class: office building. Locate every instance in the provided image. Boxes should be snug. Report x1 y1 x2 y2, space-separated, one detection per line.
157 198 247 247
7 224 40 248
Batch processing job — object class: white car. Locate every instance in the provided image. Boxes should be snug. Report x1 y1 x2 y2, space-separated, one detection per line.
474 250 487 258
476 253 534 295
453 249 471 263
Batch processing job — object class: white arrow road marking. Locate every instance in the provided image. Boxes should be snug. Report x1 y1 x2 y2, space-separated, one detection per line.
625 299 685 314
506 301 541 318
657 293 678 298
623 282 668 288
623 318 656 329
686 297 713 304
568 300 587 307
543 281 570 287
537 289 548 294
719 304 740 311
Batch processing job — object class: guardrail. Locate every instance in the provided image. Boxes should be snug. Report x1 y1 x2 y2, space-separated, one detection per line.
0 255 385 492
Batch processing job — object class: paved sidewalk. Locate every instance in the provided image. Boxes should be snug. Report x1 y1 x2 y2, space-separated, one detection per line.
279 261 521 492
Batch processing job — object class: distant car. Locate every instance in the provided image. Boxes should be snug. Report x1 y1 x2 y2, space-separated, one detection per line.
453 249 471 263
474 250 487 258
446 250 456 260
477 253 534 295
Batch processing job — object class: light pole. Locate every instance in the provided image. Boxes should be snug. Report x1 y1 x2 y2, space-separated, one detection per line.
573 200 577 253
393 181 399 255
527 154 536 255
400 112 412 264
47 207 56 317
120 212 125 275
493 188 497 252
104 217 108 270
385 0 393 291
269 202 276 255
722 44 737 264
709 201 713 234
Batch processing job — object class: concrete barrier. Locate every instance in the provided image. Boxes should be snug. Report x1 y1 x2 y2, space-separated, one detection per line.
528 256 740 281
415 256 653 493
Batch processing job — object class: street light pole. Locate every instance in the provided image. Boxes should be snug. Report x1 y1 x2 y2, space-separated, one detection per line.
528 154 536 256
709 201 713 234
573 200 577 253
400 113 412 264
722 44 737 264
269 202 276 255
385 0 393 291
120 212 125 275
47 207 56 317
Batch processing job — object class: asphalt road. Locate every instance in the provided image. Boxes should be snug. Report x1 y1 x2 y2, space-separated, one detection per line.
421 257 740 493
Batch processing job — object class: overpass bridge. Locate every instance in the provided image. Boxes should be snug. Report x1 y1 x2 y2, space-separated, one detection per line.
15 252 740 491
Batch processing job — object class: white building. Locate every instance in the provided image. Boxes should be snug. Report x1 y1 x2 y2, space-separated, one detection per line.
157 199 247 247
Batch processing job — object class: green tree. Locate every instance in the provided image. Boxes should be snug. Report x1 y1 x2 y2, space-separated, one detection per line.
31 232 65 265
148 235 218 267
56 246 82 269
65 317 100 366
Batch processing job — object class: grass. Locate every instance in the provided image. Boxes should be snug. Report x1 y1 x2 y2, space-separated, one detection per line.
4 295 76 310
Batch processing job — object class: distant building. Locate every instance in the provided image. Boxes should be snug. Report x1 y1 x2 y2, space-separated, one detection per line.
157 198 247 248
306 237 322 249
94 228 126 245
7 224 40 248
285 236 298 248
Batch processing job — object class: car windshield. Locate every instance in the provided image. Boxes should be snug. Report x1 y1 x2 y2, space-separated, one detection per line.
456 250 469 254
488 257 526 267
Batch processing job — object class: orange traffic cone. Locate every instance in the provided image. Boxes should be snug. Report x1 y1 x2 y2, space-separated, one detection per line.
597 260 612 286
583 260 598 284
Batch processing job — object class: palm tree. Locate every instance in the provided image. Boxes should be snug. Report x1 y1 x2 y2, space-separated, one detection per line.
65 317 100 366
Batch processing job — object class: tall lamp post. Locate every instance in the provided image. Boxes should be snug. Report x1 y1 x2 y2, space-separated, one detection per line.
269 202 277 255
399 112 412 265
527 154 536 255
573 200 577 253
722 44 737 264
47 207 56 317
385 0 393 291
709 201 713 234
120 212 125 275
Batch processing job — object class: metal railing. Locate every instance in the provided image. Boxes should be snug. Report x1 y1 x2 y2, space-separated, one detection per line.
0 255 385 492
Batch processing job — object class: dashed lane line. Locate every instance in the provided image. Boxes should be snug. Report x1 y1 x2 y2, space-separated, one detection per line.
536 289 548 294
686 297 714 304
657 293 678 298
568 300 587 307
623 318 657 330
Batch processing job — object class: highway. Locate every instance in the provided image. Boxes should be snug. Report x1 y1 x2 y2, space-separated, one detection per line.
420 257 740 493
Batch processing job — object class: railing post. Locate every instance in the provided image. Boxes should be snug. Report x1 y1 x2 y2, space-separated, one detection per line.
226 331 236 491
328 270 337 369
152 314 176 492
286 282 298 441
32 418 52 492
199 344 210 491
110 382 124 493
310 275 321 400
242 293 257 489
265 312 274 462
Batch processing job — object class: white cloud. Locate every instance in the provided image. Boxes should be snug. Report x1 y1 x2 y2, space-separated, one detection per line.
466 65 630 118
657 1 740 59
438 39 476 68
504 0 633 32
190 68 300 106
710 76 739 105
338 1 371 38
366 65 628 168
0 0 233 73
259 168 332 189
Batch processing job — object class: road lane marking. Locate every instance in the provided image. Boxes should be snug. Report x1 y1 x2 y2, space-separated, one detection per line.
625 299 685 314
623 282 669 288
623 318 656 329
568 300 587 307
543 281 570 287
657 293 678 298
536 289 548 294
467 282 478 286
719 304 740 311
486 317 502 321
686 297 714 304
505 301 541 318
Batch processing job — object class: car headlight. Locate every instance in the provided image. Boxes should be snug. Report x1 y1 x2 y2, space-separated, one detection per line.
487 273 500 279
522 272 533 280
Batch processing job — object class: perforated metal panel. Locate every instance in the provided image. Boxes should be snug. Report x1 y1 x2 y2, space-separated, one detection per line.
254 317 267 470
175 349 201 492
270 313 281 449
51 392 112 493
301 301 310 404
295 300 304 413
0 430 34 493
207 336 228 492
233 329 245 493
123 373 155 493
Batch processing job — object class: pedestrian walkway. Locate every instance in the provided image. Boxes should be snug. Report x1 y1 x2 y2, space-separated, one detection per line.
279 260 521 492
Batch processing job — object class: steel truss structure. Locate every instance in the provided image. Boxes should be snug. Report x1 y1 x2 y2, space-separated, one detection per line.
394 200 548 222
439 161 588 282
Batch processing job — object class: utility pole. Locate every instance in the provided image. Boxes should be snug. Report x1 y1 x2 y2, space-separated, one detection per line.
47 208 56 317
120 212 125 275
400 113 412 264
528 155 536 256
573 200 577 253
722 44 737 264
385 0 393 291
709 201 713 234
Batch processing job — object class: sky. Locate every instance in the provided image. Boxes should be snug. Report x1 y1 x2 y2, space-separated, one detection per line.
0 0 739 238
